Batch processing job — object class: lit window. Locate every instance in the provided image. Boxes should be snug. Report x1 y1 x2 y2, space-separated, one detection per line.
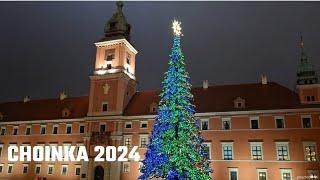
61 165 68 175
22 164 28 174
100 124 106 132
12 126 18 135
303 142 317 161
25 126 31 135
140 135 148 148
102 103 108 112
40 125 46 135
275 117 285 128
250 142 263 160
124 136 132 147
222 118 231 130
123 162 130 173
229 168 238 180
0 127 6 135
257 169 267 180
302 116 311 128
307 170 319 180
75 166 81 176
125 122 132 129
276 142 290 161
222 142 233 160
201 119 209 130
250 117 259 129
281 169 292 180
66 124 72 134
79 125 85 134
48 165 54 175
7 164 13 174
140 121 148 129
35 164 41 174
52 125 58 134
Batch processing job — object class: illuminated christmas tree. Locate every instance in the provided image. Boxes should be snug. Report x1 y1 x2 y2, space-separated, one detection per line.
139 20 212 180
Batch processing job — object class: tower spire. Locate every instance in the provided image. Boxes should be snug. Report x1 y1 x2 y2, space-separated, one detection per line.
99 1 131 42
296 35 318 85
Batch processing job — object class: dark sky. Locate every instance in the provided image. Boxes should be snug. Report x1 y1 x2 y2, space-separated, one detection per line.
0 2 320 102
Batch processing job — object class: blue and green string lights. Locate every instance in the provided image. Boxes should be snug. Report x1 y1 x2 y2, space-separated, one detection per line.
139 20 212 180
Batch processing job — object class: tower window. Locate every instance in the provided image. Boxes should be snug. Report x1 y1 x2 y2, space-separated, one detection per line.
105 49 115 61
107 64 112 69
102 103 108 112
126 52 131 64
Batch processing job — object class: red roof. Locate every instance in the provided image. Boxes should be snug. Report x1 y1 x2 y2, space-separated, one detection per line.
124 82 320 116
0 96 88 122
1 82 319 122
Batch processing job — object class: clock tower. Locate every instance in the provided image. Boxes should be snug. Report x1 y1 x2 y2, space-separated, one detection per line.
88 2 138 116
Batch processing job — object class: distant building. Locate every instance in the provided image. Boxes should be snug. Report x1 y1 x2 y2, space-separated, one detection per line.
0 2 320 180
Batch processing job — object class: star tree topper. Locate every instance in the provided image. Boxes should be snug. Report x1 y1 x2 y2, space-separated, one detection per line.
172 20 182 36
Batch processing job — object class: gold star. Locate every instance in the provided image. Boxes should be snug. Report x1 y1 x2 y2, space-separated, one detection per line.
172 20 182 36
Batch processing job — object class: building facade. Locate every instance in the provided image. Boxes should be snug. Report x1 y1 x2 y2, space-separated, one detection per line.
1 2 320 180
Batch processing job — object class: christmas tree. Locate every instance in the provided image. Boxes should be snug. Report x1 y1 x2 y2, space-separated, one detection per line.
139 20 212 180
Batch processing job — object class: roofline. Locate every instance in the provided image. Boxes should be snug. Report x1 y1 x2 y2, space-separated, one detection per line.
2 107 319 125
94 38 138 54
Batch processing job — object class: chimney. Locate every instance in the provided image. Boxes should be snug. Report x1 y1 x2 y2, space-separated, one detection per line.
261 74 268 85
59 91 68 100
23 96 30 103
203 80 209 89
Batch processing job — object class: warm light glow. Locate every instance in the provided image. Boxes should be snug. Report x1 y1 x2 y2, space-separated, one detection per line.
172 20 182 36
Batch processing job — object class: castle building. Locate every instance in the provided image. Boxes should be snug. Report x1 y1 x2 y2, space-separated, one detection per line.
1 2 320 180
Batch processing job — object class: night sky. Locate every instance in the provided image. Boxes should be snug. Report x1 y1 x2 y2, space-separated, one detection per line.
0 2 320 102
